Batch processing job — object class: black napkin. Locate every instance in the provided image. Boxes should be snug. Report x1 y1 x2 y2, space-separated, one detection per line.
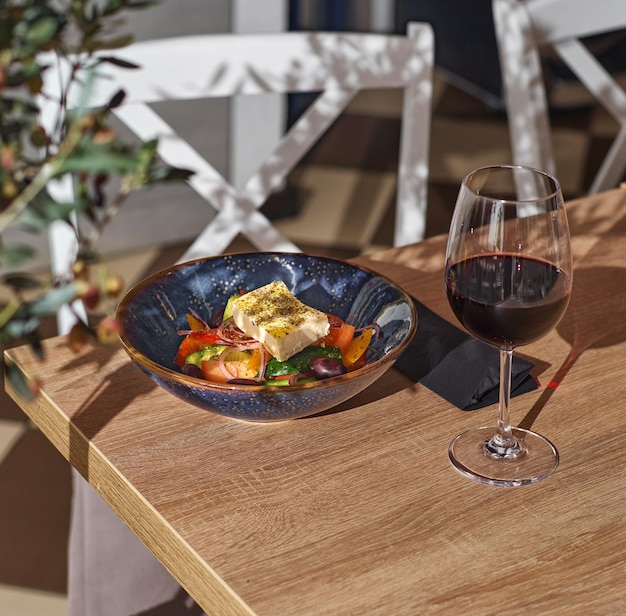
395 297 537 410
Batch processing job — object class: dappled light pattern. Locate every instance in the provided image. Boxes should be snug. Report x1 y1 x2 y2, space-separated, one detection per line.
493 0 626 194
40 26 434 262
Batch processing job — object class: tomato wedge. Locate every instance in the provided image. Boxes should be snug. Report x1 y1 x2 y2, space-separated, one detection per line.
175 329 221 367
314 314 355 353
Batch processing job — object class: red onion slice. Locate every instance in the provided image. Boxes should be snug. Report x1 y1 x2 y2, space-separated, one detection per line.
218 348 239 379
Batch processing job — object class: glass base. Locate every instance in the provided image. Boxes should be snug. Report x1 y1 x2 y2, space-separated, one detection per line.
448 426 559 487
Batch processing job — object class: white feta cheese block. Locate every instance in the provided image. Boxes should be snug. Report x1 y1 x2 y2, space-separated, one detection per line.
231 281 330 361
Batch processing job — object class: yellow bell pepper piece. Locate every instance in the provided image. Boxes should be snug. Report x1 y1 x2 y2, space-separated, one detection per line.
342 328 373 367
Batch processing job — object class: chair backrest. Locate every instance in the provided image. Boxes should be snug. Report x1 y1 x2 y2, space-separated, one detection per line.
40 25 434 334
493 0 626 193
41 24 434 258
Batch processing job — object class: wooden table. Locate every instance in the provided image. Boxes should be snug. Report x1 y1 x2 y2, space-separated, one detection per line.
6 188 626 615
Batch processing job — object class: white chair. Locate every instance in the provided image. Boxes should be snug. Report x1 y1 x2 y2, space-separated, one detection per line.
493 0 626 193
40 24 434 292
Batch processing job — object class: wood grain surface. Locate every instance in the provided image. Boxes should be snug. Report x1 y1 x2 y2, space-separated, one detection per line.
5 188 626 615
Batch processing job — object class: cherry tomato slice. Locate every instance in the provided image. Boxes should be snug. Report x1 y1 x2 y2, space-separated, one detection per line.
315 315 355 353
175 329 221 367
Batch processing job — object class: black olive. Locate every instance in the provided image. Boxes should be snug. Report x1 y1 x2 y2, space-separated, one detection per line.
181 364 204 379
309 357 347 379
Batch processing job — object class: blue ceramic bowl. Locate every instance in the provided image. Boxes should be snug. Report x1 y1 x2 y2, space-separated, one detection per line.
116 252 417 422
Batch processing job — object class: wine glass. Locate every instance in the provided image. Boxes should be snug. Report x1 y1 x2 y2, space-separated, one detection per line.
445 165 573 487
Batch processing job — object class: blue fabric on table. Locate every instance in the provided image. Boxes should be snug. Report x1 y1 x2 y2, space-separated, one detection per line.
395 297 537 410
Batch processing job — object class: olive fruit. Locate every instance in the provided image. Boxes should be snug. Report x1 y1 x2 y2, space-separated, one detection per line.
309 357 347 379
181 364 204 379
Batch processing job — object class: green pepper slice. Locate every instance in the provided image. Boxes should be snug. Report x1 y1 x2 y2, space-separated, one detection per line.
264 346 342 378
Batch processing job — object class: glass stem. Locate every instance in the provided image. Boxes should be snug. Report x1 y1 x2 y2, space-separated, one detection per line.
483 348 523 459
495 348 515 448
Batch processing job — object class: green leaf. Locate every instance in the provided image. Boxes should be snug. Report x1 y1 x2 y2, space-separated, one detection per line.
16 59 45 81
102 0 124 14
107 89 126 110
103 0 157 15
147 165 195 184
96 56 141 70
84 34 134 52
25 17 61 47
28 284 82 317
4 315 41 340
83 2 103 24
0 96 39 115
0 245 35 267
127 1 158 8
1 274 42 292
4 359 35 402
16 194 88 231
57 148 140 174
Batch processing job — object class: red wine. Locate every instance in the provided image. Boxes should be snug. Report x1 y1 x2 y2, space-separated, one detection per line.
446 254 571 348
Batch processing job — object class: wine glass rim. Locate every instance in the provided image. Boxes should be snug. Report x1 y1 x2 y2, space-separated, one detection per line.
462 164 562 203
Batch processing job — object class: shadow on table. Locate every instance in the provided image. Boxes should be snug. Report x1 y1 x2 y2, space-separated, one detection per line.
308 366 414 419
58 342 121 373
69 359 156 479
520 264 626 430
132 588 205 615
